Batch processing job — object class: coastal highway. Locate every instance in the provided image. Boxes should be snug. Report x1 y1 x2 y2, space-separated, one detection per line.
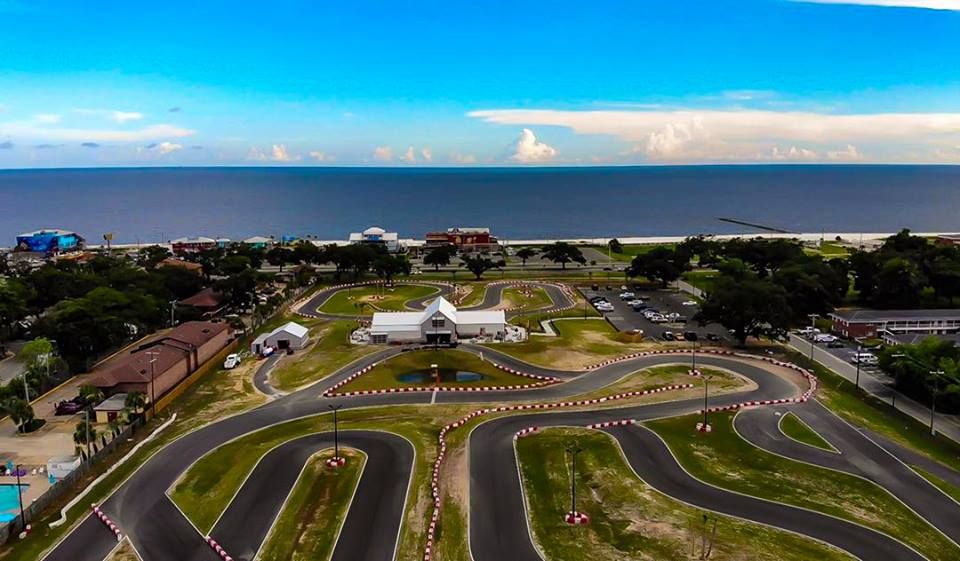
39 282 960 561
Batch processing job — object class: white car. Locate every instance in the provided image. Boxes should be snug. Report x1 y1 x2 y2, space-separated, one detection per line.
619 292 635 300
799 327 821 338
596 303 615 312
681 300 698 306
851 352 878 365
813 333 837 344
223 353 241 369
649 314 668 323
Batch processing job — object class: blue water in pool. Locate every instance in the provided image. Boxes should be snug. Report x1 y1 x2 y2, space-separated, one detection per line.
0 484 28 523
397 371 485 383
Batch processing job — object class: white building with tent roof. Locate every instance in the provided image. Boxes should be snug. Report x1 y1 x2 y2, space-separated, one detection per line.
349 226 401 253
251 321 310 354
370 297 505 344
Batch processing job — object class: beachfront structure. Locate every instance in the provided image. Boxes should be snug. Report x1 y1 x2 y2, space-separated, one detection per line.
349 226 401 253
242 236 275 249
15 229 85 255
425 227 499 253
370 297 505 344
171 236 217 254
251 321 310 354
830 309 960 339
90 321 232 400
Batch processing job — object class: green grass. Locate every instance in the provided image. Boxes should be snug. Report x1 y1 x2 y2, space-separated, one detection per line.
912 466 960 504
319 284 439 315
606 243 678 263
779 412 836 452
337 349 537 392
259 449 364 561
486 319 655 370
272 320 379 391
647 412 960 561
779 348 960 474
682 270 718 293
501 285 552 312
517 428 854 561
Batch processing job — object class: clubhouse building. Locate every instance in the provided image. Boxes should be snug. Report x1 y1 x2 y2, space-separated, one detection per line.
370 297 505 344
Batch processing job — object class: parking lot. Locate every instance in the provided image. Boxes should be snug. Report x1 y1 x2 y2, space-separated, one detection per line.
577 285 730 343
793 330 891 382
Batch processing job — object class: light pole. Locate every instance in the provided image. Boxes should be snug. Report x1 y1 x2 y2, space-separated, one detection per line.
15 463 25 526
929 369 946 436
691 339 698 374
698 375 713 432
807 314 819 360
82 409 92 459
564 445 585 524
327 404 345 467
146 350 160 417
169 299 177 327
854 344 862 389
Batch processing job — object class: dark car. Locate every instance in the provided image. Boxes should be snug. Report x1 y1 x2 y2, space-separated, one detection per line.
706 333 721 342
55 400 84 415
683 331 699 341
827 340 845 348
662 332 676 341
591 284 599 291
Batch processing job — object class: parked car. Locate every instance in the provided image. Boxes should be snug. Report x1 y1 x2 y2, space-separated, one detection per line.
681 300 698 306
851 352 878 365
619 292 635 300
662 332 676 341
223 353 241 369
649 314 668 323
630 300 649 311
54 399 84 416
684 331 699 341
827 340 845 348
261 346 275 358
798 327 821 338
706 333 721 342
813 333 838 344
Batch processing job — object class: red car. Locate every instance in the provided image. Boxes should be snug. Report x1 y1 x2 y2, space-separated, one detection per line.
54 400 84 415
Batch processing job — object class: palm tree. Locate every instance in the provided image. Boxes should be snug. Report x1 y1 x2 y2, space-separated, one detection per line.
79 384 104 406
5 398 35 433
124 392 147 415
74 419 97 446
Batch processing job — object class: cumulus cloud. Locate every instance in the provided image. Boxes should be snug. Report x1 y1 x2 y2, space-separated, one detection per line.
248 144 301 162
793 0 960 11
508 128 557 163
34 114 61 124
155 141 182 154
112 111 143 123
759 146 819 161
309 150 334 162
452 152 476 164
373 146 393 161
421 147 432 162
470 108 960 162
0 141 12 149
827 144 863 161
399 146 417 163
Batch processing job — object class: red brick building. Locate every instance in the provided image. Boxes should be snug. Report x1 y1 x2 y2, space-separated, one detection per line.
830 309 960 339
424 227 499 253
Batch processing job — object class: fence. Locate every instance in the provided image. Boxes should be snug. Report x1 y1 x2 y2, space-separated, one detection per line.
1 418 142 543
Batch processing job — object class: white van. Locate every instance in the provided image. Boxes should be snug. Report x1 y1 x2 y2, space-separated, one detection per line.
851 352 878 365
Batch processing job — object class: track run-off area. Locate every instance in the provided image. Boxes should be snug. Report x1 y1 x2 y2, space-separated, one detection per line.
36 281 960 561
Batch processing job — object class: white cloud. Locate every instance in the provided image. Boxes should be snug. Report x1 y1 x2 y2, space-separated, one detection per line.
470 108 960 162
34 114 61 124
271 144 299 161
0 121 194 142
452 152 476 164
794 0 960 11
309 150 335 162
112 111 143 123
509 128 557 163
373 146 393 161
759 146 819 161
247 147 267 161
827 144 862 161
421 147 432 162
157 141 182 154
399 146 417 163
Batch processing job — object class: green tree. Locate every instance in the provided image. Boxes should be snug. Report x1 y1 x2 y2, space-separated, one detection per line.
608 238 623 253
628 246 690 288
424 245 457 271
373 255 412 284
540 242 586 270
137 245 172 268
462 255 498 280
266 246 293 272
874 257 926 309
79 384 104 405
0 281 29 344
156 266 204 299
516 247 538 267
696 276 790 345
5 398 35 433
124 391 147 415
74 419 97 446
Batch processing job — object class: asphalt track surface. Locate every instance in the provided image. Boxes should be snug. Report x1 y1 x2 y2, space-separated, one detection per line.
41 281 960 561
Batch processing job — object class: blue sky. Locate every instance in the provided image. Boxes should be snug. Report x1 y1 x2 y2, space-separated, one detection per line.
0 0 958 167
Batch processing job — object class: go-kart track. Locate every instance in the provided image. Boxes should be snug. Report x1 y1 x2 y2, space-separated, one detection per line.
41 282 960 561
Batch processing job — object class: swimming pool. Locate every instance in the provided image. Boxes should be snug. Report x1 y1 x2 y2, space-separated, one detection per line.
0 484 28 523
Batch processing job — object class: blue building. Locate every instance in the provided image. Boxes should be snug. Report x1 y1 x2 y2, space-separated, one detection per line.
15 229 85 254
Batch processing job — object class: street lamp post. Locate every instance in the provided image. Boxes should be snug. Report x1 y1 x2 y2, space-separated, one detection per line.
691 340 698 374
854 344 862 389
146 350 160 417
15 463 25 527
327 404 345 467
697 375 713 432
807 314 819 360
929 370 946 436
82 409 92 459
564 445 587 524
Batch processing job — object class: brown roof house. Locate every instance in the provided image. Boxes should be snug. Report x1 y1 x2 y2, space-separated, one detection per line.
178 287 228 317
158 257 204 276
90 321 231 404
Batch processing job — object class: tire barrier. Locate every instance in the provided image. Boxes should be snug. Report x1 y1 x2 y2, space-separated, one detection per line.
696 422 713 433
688 369 702 377
90 505 122 542
323 361 561 398
422 381 692 561
205 536 234 561
564 511 590 525
325 456 347 468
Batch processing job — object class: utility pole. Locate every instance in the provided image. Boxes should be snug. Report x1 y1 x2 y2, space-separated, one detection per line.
328 404 344 467
854 344 862 389
82 410 92 459
702 375 712 431
929 370 945 436
146 350 160 417
169 299 177 327
807 314 819 360
564 444 587 524
15 463 24 526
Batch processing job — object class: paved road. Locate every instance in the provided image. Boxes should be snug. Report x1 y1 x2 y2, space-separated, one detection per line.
40 280 960 561
251 353 282 396
736 401 960 544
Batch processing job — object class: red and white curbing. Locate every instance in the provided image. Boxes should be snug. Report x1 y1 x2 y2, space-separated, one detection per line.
323 360 561 398
515 426 540 438
91 505 122 542
325 456 347 468
421 381 692 561
564 511 590 525
586 419 636 429
205 536 234 561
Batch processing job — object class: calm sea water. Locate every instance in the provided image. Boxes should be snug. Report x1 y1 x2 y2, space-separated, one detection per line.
0 166 958 244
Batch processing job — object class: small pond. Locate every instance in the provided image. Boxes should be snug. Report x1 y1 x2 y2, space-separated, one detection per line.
396 370 486 384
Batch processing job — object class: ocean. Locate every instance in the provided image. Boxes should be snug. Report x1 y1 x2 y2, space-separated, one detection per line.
0 165 958 244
